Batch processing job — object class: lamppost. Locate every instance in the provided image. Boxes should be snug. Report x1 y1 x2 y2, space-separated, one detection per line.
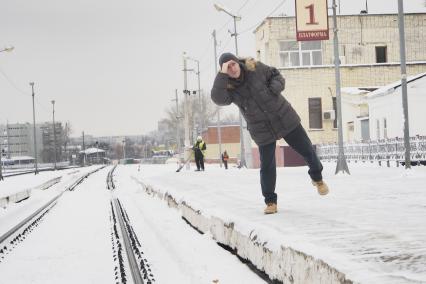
331 0 350 175
214 3 251 168
29 82 39 175
122 138 126 160
212 29 223 167
397 0 411 169
182 52 192 169
172 89 182 165
95 141 99 164
51 100 57 170
0 45 14 180
186 56 203 135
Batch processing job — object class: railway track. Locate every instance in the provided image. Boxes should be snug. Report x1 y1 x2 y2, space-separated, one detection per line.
0 166 106 261
108 165 155 284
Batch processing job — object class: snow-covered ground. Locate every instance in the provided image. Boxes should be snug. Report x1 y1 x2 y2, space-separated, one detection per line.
125 162 426 284
1 162 425 283
0 166 101 243
0 166 115 284
0 165 270 284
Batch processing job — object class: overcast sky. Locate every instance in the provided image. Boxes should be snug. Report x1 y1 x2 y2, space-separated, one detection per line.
1 0 425 137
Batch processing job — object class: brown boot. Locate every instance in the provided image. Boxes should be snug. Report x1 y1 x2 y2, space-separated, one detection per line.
312 180 329 195
264 203 277 214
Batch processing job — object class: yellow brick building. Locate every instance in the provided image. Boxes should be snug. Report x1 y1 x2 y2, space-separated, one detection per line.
254 13 426 144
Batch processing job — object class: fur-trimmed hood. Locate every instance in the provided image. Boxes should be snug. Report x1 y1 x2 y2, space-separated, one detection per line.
239 57 257 71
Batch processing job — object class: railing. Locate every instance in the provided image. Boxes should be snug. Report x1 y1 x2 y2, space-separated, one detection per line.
317 135 426 164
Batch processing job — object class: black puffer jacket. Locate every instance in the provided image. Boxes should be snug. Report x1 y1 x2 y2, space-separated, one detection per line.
211 58 301 146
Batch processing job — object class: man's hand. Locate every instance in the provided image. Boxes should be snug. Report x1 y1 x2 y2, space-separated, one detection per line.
220 60 230 74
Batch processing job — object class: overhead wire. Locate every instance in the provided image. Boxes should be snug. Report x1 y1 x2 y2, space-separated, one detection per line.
0 65 52 115
198 0 251 74
239 0 287 35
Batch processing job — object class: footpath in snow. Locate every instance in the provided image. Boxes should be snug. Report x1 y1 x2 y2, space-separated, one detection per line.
123 162 426 284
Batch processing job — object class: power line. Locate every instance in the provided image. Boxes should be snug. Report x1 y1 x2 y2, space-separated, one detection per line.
239 0 287 35
0 66 51 115
197 0 251 74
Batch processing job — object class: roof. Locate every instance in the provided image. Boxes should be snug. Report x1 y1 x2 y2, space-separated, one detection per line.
11 156 35 161
366 72 426 99
79 147 105 154
341 87 378 96
255 12 426 33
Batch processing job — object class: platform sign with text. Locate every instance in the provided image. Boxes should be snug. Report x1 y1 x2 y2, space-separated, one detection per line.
295 0 329 41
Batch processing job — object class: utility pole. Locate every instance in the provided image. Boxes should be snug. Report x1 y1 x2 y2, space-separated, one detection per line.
82 131 86 166
213 29 223 167
30 82 39 175
183 52 191 169
232 15 248 168
195 60 202 135
51 100 57 170
214 3 251 168
331 0 350 175
397 0 411 169
95 141 100 164
122 138 126 160
173 89 182 165
0 137 3 180
6 121 10 159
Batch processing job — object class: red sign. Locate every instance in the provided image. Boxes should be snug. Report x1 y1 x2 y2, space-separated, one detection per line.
295 0 329 41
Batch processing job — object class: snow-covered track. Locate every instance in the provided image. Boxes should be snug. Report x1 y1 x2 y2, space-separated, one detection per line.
110 198 155 284
0 166 106 256
107 165 117 190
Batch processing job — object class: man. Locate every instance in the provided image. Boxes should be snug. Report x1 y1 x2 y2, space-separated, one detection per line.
211 52 329 214
222 150 229 169
193 136 206 171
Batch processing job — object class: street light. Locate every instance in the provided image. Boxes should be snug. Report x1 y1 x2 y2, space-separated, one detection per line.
30 82 39 175
214 3 250 168
186 56 203 135
51 100 57 170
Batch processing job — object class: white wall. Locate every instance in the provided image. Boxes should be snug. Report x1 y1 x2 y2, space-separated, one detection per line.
368 77 426 140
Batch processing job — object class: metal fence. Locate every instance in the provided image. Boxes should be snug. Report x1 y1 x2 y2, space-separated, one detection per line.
317 135 426 164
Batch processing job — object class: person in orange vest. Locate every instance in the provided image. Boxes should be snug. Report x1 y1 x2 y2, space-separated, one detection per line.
221 150 229 169
193 136 206 171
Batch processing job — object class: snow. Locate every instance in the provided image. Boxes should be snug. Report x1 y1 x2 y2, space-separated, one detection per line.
0 167 115 284
341 87 371 95
367 72 426 99
125 162 426 283
79 147 105 154
114 168 266 283
1 162 425 283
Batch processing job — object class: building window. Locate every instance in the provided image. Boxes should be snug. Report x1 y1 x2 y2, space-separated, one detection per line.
309 98 323 129
279 40 322 67
375 46 387 63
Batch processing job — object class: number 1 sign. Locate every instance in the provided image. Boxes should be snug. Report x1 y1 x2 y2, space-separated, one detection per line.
295 0 329 41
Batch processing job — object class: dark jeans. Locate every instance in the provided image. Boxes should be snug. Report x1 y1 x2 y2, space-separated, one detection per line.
195 156 205 170
223 160 228 169
259 124 323 204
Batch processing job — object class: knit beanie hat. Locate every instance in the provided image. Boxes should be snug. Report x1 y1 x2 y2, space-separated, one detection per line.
219 52 239 68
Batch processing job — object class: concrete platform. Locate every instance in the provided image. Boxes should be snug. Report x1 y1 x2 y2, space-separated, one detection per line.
125 163 426 284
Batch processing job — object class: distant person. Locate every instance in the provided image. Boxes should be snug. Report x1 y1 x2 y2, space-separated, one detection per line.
211 52 329 215
193 136 206 171
221 150 229 169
